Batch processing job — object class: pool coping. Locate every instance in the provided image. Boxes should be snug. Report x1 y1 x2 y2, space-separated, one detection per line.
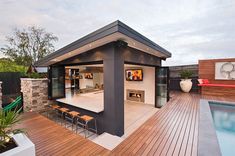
198 99 222 156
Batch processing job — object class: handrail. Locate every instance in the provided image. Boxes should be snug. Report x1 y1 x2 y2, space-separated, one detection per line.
3 96 22 112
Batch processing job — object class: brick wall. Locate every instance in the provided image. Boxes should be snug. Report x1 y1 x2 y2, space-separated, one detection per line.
21 78 50 112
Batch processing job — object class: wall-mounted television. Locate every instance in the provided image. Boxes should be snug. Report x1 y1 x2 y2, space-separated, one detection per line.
125 69 143 81
84 73 93 79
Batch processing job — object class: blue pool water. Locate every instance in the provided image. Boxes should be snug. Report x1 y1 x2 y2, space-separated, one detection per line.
209 102 235 156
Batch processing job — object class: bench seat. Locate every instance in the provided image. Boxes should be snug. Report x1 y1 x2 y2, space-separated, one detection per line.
198 84 235 88
198 83 235 96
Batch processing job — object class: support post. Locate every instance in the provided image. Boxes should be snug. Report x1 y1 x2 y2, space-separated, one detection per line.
103 41 125 136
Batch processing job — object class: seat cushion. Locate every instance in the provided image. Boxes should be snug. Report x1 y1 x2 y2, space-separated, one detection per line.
197 79 203 84
202 79 209 84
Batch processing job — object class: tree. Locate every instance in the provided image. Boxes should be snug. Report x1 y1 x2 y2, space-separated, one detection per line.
0 26 58 66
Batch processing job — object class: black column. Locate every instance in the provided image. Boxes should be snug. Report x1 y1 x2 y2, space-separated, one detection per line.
103 41 125 136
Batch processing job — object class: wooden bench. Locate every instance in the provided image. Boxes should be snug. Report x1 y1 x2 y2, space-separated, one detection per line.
198 83 235 96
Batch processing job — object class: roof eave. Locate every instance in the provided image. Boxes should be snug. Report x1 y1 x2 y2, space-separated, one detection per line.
35 20 172 66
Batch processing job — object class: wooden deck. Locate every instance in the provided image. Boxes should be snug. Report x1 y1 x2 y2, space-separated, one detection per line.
18 92 235 156
112 92 199 155
112 92 235 155
18 113 109 156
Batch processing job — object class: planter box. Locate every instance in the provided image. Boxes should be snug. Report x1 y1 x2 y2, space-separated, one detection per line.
0 133 35 156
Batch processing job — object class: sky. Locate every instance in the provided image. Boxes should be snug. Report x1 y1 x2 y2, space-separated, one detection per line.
0 0 235 66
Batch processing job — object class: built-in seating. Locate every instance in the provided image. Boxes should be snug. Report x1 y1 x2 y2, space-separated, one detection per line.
198 59 235 96
197 79 235 96
198 83 235 88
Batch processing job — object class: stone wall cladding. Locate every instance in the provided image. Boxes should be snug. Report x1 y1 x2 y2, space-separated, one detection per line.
21 78 51 112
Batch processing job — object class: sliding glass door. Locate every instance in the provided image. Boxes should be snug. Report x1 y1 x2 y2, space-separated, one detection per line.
155 67 169 108
48 66 65 99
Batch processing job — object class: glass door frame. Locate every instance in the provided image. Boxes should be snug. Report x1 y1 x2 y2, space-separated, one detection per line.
48 65 66 100
155 66 170 108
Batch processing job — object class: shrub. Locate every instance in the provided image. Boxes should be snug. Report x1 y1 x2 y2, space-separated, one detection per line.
179 70 194 79
21 72 46 79
0 108 24 150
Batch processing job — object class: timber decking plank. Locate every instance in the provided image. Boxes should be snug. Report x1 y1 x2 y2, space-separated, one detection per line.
137 100 183 155
118 96 182 155
141 95 189 155
112 92 235 156
113 96 180 155
157 94 194 156
18 92 235 156
152 94 193 156
184 95 198 156
192 102 199 156
175 94 196 156
18 112 108 156
132 98 183 154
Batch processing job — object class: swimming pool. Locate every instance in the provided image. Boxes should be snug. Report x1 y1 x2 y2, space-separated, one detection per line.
209 102 235 156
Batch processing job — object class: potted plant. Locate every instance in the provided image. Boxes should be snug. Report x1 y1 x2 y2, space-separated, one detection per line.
0 109 35 156
179 70 194 93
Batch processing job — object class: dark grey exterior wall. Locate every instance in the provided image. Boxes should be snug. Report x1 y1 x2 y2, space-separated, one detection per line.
123 47 161 66
57 42 161 67
55 41 162 136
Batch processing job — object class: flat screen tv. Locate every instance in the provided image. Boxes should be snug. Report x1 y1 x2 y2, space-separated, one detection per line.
125 69 143 81
84 73 93 79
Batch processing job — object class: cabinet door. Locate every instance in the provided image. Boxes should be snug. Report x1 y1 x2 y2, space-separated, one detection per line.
48 66 65 99
155 67 169 108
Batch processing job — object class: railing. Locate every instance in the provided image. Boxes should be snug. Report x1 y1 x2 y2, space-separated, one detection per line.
3 95 23 112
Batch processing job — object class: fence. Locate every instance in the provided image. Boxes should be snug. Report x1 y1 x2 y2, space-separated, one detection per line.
0 72 21 105
169 65 199 92
169 77 199 92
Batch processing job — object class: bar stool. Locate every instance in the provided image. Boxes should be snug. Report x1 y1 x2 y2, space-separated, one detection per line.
48 104 60 120
44 104 52 118
77 115 97 138
57 107 69 125
51 104 60 110
64 111 80 131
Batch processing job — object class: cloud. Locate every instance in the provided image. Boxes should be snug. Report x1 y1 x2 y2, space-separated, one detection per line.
0 0 235 65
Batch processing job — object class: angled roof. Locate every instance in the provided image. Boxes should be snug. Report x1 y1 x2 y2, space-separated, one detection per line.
35 20 171 66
